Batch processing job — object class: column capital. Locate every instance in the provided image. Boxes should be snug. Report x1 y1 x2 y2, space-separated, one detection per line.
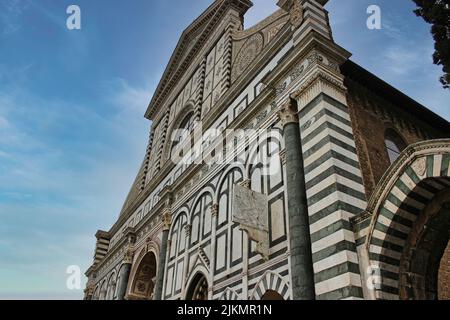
277 99 299 126
123 244 135 264
161 208 172 231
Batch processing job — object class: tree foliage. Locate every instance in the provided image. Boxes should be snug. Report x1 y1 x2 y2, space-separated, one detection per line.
413 0 450 89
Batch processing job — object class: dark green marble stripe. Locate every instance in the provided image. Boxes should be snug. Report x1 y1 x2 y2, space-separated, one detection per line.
303 135 357 160
426 155 434 178
309 200 361 225
379 207 414 228
314 262 361 284
370 236 404 254
386 193 421 216
299 92 349 120
316 285 363 300
373 222 408 240
441 154 450 176
311 219 353 244
308 183 365 207
305 164 364 190
302 120 353 146
312 240 357 264
368 252 400 267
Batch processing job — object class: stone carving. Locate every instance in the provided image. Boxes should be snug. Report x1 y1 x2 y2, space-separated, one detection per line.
210 203 219 217
161 208 172 231
307 52 324 65
412 157 427 177
123 245 135 264
238 179 251 189
232 184 269 260
290 0 304 28
290 64 305 81
232 33 264 81
267 23 285 43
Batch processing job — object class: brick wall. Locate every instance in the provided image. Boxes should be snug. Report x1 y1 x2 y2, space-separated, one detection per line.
438 241 450 300
345 79 440 199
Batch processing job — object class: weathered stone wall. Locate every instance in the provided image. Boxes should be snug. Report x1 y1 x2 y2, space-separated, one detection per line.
438 241 450 300
345 79 441 199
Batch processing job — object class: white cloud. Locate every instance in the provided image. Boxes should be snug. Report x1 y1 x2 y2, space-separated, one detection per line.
0 0 30 35
0 75 155 299
106 78 154 115
383 45 424 76
0 115 10 129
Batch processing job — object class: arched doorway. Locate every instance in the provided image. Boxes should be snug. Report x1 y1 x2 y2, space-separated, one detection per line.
261 290 284 300
129 252 157 300
186 273 209 300
364 140 450 300
398 189 450 300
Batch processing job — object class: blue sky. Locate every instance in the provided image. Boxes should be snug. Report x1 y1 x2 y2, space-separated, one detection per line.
0 0 448 300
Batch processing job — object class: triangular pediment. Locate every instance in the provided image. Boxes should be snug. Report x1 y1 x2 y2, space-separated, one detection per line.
145 0 253 120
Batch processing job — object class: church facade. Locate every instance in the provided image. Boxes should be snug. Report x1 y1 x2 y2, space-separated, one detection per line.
84 0 450 300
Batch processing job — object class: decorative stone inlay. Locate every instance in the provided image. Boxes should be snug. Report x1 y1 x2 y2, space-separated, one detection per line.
232 33 264 81
412 157 427 177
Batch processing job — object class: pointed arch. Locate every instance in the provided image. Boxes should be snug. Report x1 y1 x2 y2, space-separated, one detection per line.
250 271 291 300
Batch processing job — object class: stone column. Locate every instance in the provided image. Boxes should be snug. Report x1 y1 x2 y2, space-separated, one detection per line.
117 229 135 300
181 224 191 296
154 208 171 300
237 180 251 299
208 203 219 299
116 261 132 300
278 98 315 300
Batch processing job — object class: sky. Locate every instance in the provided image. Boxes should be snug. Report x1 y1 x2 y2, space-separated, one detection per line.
0 0 448 300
